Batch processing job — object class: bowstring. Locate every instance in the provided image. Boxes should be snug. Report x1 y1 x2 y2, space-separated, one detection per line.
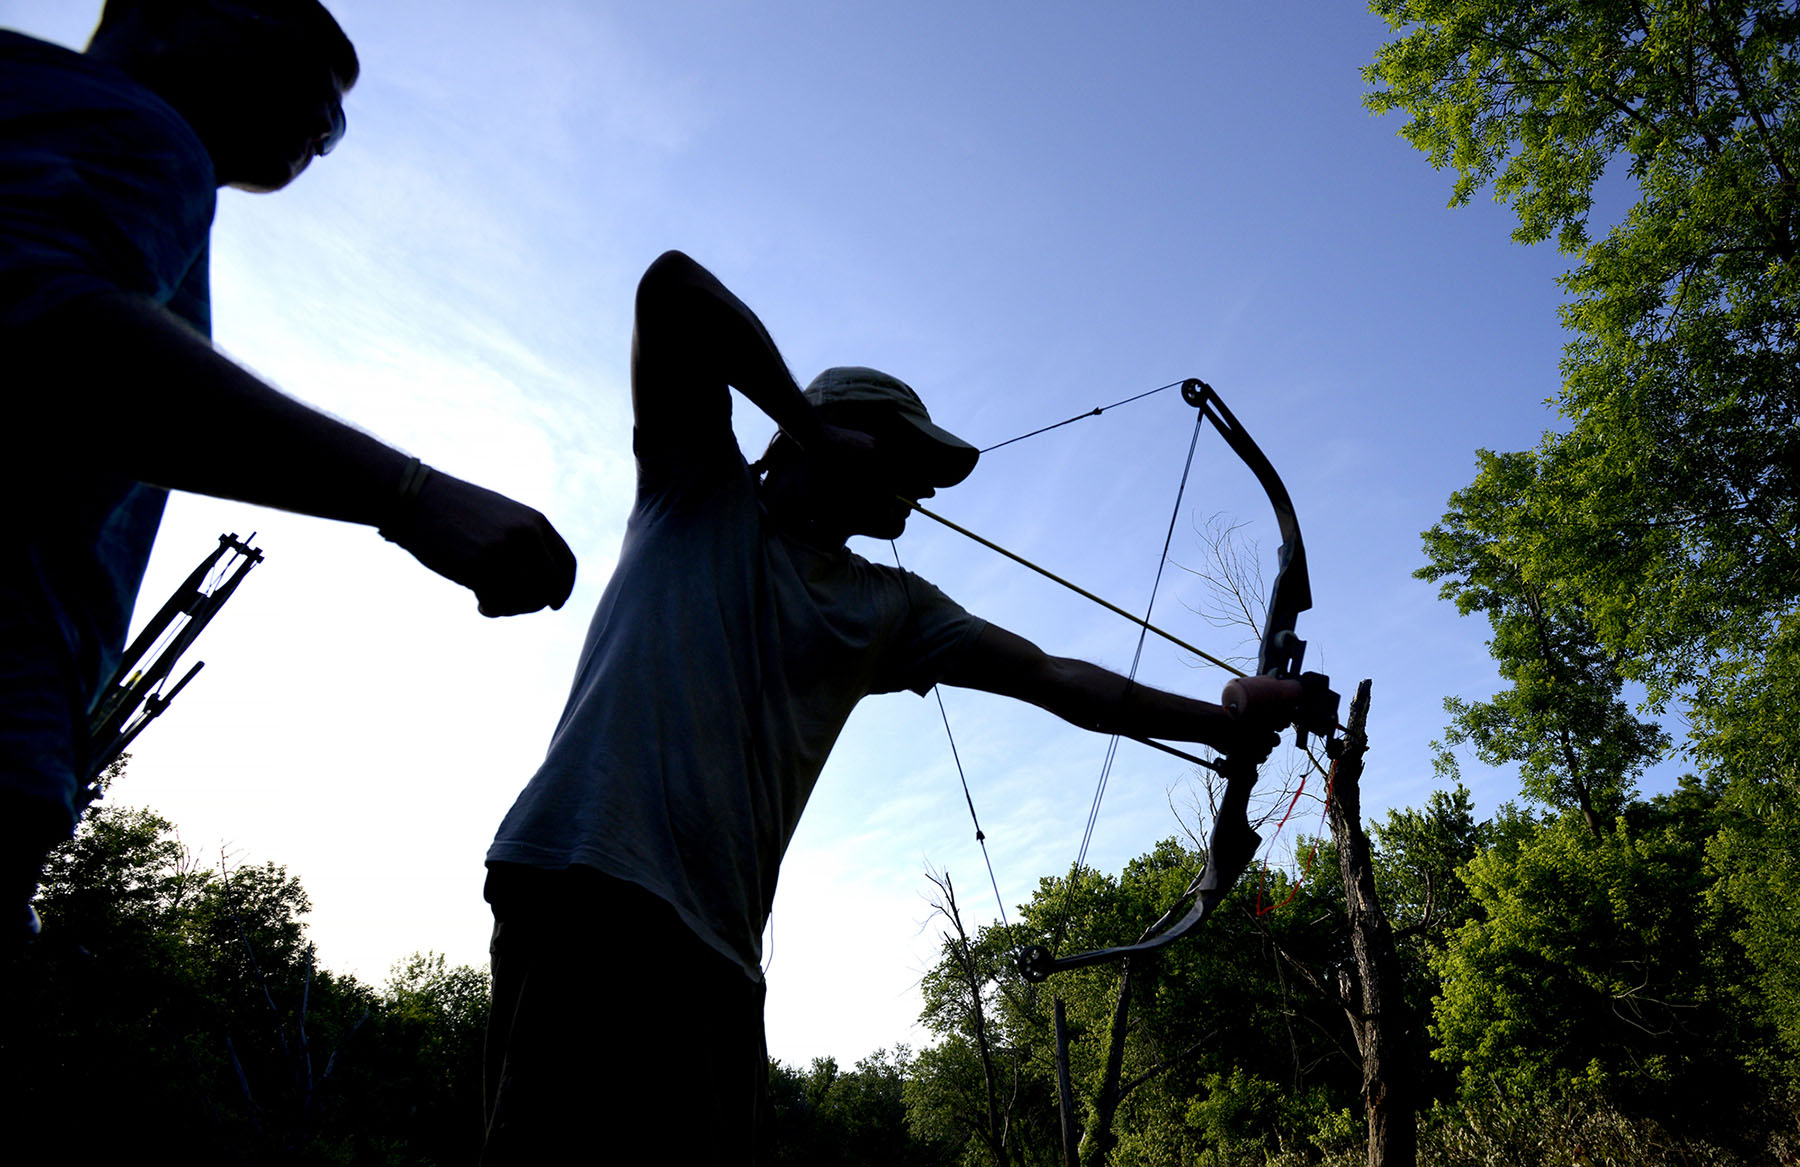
908 377 1303 951
982 379 1341 920
1045 404 1209 960
920 378 1344 963
896 377 1194 932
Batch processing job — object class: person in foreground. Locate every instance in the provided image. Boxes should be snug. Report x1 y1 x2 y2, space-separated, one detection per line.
480 250 1285 1164
1 0 577 945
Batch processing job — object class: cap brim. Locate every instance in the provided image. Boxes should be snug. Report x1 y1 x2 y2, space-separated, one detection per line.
895 416 979 487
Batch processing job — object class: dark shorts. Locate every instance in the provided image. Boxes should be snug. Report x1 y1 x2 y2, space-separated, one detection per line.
481 864 770 1166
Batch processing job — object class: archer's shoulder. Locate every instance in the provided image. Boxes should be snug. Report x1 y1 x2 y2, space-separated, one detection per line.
848 555 973 616
0 29 80 69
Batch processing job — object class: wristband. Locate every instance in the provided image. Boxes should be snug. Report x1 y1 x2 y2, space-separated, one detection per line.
379 456 433 540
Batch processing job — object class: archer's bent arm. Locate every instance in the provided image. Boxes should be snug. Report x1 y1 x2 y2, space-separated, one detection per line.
632 250 821 447
631 250 888 470
940 623 1278 758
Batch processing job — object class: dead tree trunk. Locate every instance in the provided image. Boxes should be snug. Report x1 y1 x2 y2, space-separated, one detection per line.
925 871 1019 1166
1325 680 1415 1167
1053 999 1080 1167
1077 956 1136 1167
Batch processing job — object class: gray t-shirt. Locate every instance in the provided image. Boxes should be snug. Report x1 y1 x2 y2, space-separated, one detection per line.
488 424 984 979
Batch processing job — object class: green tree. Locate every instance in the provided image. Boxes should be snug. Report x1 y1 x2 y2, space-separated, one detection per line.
337 952 491 1165
1418 450 1671 834
1692 622 1800 1072
769 1049 955 1167
1367 786 1490 1114
1368 0 1800 1074
1367 0 1797 693
1371 785 1489 951
909 839 1361 1166
9 801 227 1156
7 785 498 1165
1429 789 1767 1144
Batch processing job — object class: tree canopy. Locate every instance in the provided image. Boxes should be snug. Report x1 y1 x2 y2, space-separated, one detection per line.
1369 0 1798 697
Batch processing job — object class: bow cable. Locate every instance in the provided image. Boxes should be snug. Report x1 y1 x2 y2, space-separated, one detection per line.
1047 404 1208 960
889 541 1010 926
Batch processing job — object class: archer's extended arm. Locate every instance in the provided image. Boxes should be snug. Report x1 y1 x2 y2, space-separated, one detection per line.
940 623 1282 760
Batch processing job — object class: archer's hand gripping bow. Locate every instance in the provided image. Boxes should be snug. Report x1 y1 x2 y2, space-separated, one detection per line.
1016 379 1340 983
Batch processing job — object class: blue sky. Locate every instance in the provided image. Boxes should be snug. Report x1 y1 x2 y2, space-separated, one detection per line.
5 1 1657 1065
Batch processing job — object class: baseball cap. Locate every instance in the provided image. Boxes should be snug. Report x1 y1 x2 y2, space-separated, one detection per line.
803 366 979 487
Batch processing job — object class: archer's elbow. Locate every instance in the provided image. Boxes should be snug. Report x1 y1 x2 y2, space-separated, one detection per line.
635 249 703 313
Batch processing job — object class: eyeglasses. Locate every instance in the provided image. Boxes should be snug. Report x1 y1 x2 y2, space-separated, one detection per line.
317 100 346 157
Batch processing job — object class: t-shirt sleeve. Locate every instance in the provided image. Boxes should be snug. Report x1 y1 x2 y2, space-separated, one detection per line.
628 346 748 503
631 417 748 508
879 570 988 697
0 41 215 331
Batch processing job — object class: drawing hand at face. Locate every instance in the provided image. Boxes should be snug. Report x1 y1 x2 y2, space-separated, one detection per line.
809 419 934 540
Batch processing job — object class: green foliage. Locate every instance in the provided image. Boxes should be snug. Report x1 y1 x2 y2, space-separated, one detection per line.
1369 785 1490 1108
908 838 1361 1166
338 952 492 1164
1177 1068 1288 1167
1372 784 1489 946
770 1049 956 1167
1416 1086 1800 1167
1372 7 1800 1138
1418 450 1671 830
1695 617 1800 1069
1429 791 1762 1135
7 793 493 1164
1369 0 1798 700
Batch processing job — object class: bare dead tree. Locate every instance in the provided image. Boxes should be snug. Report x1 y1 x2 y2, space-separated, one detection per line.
1326 682 1415 1167
924 868 1025 1167
1174 512 1266 669
1177 522 1411 1166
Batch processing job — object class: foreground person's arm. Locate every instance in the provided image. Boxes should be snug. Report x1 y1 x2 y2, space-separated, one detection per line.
15 291 576 616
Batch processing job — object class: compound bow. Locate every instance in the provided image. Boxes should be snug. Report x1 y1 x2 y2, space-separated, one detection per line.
1012 378 1340 982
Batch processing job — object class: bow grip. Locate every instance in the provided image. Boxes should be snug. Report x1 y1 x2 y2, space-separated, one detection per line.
1222 672 1340 750
1221 674 1300 721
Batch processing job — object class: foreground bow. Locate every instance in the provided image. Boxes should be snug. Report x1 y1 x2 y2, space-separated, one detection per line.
1015 379 1340 982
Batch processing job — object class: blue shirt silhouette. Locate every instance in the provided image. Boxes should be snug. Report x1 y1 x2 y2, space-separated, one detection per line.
1 29 215 821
